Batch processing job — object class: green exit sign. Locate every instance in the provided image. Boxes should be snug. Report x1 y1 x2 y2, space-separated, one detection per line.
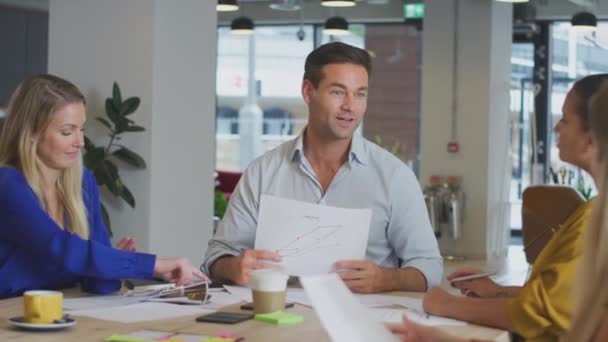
404 3 424 19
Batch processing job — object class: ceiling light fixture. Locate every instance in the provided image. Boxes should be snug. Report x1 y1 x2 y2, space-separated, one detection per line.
230 16 254 35
323 16 350 36
571 11 597 31
321 0 356 8
269 0 301 11
217 0 239 12
495 0 529 2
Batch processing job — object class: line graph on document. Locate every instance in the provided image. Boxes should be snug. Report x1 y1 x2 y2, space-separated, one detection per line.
275 215 344 257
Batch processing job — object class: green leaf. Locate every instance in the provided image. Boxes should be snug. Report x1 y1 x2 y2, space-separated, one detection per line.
83 147 105 170
84 136 95 152
100 203 112 237
112 82 122 108
96 160 122 196
120 185 136 208
124 125 145 132
93 165 114 192
95 117 114 132
113 118 132 134
120 97 140 116
108 165 124 195
105 98 120 125
104 160 119 180
112 147 146 168
214 190 228 218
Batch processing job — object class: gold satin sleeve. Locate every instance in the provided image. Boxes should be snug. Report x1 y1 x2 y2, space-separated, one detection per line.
508 200 593 342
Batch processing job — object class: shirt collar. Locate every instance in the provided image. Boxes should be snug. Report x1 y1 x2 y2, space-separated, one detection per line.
290 128 367 166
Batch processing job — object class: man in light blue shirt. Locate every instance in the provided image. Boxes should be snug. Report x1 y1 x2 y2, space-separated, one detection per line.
203 42 442 293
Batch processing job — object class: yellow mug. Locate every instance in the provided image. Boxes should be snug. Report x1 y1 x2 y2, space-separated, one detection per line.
23 290 63 324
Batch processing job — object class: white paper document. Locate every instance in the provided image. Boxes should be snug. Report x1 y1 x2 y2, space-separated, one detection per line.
124 331 209 342
255 195 372 276
69 302 214 323
200 291 245 310
64 295 144 311
223 285 252 302
370 308 467 326
301 273 399 342
357 294 424 311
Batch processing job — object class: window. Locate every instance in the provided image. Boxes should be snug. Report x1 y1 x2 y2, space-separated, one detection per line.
216 26 314 171
509 42 535 232
216 23 422 174
548 22 608 199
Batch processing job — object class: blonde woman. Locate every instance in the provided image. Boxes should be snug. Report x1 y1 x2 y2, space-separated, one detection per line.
390 74 608 341
0 74 208 298
562 82 608 341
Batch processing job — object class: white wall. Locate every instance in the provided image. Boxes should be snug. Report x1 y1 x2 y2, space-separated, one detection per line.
48 0 155 250
148 1 217 261
49 0 216 263
420 0 512 260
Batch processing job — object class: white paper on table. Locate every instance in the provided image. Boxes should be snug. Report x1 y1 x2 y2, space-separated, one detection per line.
68 302 214 323
255 195 372 276
370 308 467 326
301 273 399 342
64 295 144 311
146 297 202 305
223 285 252 302
200 291 245 310
357 294 424 311
286 288 313 307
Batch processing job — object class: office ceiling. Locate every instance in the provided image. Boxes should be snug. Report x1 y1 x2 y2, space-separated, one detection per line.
2 0 607 21
0 0 47 11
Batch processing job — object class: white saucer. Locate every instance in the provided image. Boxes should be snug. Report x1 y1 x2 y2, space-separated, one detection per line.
8 316 76 330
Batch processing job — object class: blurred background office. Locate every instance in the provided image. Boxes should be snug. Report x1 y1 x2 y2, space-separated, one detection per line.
1 0 607 267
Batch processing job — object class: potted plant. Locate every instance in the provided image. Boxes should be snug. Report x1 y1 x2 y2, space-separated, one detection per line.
83 82 146 235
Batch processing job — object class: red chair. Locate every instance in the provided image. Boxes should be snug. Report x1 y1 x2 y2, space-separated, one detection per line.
216 170 242 199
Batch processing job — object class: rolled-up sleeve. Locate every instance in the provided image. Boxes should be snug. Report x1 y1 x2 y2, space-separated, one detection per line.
387 165 443 288
202 162 261 274
508 264 575 340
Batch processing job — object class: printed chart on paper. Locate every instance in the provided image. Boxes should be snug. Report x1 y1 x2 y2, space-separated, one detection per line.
255 195 372 276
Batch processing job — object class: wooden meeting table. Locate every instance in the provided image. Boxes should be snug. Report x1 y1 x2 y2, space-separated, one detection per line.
0 288 510 342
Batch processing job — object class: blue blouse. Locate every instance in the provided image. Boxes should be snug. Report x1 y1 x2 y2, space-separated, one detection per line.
0 167 156 298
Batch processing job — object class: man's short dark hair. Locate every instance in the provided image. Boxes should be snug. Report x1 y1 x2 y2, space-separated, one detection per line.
303 42 371 88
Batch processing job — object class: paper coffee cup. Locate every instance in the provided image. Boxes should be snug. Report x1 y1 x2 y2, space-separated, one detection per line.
23 290 63 324
250 270 288 314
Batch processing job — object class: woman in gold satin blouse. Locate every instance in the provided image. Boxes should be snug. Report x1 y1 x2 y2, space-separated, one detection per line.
390 75 608 342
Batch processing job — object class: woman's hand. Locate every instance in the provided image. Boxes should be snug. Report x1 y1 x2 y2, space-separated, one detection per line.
115 237 137 252
154 257 210 286
389 316 467 342
422 287 455 317
447 268 501 298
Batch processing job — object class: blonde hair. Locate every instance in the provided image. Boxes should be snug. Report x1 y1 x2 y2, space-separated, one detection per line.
564 81 608 341
0 74 90 239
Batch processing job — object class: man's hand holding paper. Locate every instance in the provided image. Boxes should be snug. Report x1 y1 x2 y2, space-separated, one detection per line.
254 195 372 277
230 249 283 285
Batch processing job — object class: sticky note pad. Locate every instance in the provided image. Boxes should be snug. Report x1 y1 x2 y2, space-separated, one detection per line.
254 311 304 325
202 338 235 342
105 334 153 342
